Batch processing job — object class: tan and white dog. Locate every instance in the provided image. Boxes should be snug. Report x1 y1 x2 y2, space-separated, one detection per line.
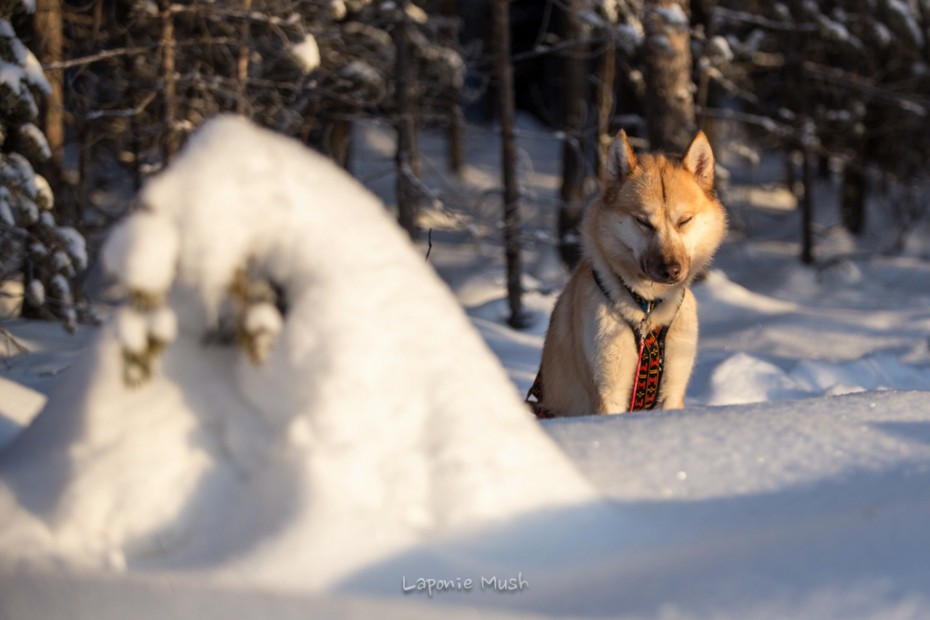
528 130 727 416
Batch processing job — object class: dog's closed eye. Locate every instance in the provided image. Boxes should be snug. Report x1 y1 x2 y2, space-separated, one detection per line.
677 215 693 228
635 216 654 231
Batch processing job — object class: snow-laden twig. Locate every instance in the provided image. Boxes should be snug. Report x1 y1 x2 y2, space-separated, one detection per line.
0 325 28 357
84 92 157 121
712 6 817 32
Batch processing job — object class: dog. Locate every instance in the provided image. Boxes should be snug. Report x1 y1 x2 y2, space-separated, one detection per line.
527 130 727 416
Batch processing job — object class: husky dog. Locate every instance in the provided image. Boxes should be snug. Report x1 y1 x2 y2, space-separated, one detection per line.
528 131 727 416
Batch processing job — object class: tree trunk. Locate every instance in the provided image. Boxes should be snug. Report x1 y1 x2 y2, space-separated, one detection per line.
236 0 252 115
643 0 696 152
482 3 498 123
492 0 528 328
441 0 464 175
597 32 617 185
786 0 814 263
327 118 352 171
159 0 179 163
800 143 814 264
123 48 144 192
841 166 867 235
393 2 420 239
557 0 586 270
34 0 64 199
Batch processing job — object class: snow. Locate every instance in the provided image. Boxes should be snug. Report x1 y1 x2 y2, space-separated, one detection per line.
51 250 72 275
0 61 23 96
34 172 52 209
57 226 88 271
49 273 71 303
706 35 734 63
615 23 644 55
1 114 930 618
23 48 52 97
289 34 320 74
329 0 347 21
146 305 178 344
0 116 601 593
24 279 43 306
7 153 36 197
114 308 149 355
405 3 428 24
19 123 50 161
816 13 859 48
885 0 925 47
0 376 44 451
654 4 689 29
0 197 12 226
872 21 893 47
102 210 180 298
340 59 383 91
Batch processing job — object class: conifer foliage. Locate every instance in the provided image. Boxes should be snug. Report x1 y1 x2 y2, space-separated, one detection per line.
0 0 84 330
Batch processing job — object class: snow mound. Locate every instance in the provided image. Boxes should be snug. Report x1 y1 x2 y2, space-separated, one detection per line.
0 116 600 590
0 376 44 451
705 351 930 406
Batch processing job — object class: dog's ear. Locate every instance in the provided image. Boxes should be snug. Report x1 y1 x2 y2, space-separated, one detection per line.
607 130 637 180
682 131 715 192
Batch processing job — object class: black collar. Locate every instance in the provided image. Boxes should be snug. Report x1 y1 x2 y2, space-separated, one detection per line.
591 267 661 315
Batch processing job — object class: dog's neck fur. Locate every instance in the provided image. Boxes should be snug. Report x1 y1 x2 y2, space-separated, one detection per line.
583 231 686 330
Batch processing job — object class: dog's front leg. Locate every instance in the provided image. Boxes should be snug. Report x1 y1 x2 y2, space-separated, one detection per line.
585 307 639 414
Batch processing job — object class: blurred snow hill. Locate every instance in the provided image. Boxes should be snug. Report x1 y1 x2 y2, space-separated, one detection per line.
0 115 610 590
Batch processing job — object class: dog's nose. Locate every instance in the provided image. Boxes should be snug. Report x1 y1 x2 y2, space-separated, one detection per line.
664 262 681 281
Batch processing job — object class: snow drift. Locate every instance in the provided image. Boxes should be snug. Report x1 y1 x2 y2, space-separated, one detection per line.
0 115 602 590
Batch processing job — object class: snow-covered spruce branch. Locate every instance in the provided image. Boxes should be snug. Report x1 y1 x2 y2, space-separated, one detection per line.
801 61 930 116
168 4 308 31
42 45 154 71
702 66 763 108
695 106 793 136
43 36 249 72
174 71 307 94
511 32 615 64
712 7 817 33
695 106 875 175
83 92 157 121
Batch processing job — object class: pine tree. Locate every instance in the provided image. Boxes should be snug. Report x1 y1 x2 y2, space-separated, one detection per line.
643 0 696 152
710 1 930 243
0 0 84 331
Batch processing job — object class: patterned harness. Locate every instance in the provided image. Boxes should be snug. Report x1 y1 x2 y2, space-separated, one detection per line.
526 268 675 418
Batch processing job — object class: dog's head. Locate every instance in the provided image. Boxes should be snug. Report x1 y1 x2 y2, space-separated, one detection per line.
588 130 728 292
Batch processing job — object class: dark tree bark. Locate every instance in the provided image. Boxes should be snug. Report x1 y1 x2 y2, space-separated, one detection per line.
557 0 587 270
840 0 870 237
786 0 814 263
393 1 421 239
160 0 180 162
441 0 464 175
800 144 815 264
597 30 617 185
327 119 353 172
841 167 867 236
492 0 528 328
643 0 696 152
236 0 252 115
35 0 64 182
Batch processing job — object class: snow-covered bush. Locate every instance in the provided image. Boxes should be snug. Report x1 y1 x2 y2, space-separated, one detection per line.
0 4 85 331
0 116 602 587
